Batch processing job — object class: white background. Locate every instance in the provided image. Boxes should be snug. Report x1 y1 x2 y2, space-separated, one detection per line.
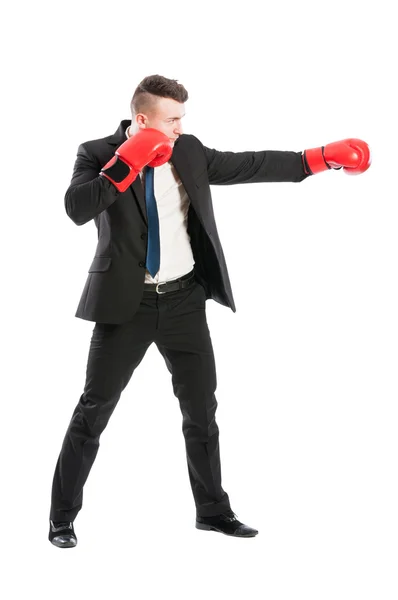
1 0 397 598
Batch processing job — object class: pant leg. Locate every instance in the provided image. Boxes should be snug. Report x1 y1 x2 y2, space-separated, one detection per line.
50 320 153 522
154 279 231 518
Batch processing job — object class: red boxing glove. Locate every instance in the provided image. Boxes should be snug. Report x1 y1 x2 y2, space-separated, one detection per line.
302 138 371 176
100 128 173 192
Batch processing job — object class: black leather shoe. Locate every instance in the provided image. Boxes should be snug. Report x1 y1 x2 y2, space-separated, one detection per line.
196 509 258 537
49 520 77 548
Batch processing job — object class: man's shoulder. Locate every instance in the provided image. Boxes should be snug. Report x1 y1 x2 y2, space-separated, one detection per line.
79 134 114 152
178 133 202 147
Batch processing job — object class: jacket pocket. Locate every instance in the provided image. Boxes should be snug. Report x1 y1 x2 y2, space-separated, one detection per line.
88 256 112 272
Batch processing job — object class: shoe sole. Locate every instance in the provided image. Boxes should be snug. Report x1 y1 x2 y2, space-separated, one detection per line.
195 521 258 537
50 538 77 548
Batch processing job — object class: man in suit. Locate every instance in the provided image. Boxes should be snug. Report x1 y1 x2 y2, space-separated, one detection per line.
49 74 371 547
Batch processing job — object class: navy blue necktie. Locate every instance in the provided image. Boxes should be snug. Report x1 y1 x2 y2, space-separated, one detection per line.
144 166 160 277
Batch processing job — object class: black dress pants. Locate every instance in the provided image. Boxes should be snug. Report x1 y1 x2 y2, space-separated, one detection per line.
49 271 231 522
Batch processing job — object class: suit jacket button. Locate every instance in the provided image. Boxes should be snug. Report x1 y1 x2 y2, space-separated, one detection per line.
139 261 145 267
141 233 146 239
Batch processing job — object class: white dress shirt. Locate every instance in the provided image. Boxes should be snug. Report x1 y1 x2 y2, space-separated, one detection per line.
125 125 195 284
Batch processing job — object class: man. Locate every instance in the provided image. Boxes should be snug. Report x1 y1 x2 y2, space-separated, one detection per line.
49 74 371 548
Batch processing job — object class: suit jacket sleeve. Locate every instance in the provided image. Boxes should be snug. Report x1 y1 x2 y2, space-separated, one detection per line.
197 137 310 185
64 143 120 226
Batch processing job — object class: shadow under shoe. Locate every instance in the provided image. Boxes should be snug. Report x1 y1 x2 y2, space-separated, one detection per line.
196 509 258 537
49 520 77 548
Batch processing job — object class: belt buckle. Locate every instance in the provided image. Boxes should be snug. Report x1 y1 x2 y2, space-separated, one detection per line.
156 282 167 294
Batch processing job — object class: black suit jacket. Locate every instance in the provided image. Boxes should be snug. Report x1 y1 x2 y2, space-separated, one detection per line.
65 119 310 324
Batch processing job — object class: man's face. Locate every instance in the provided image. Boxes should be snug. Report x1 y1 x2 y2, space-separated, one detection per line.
134 97 186 146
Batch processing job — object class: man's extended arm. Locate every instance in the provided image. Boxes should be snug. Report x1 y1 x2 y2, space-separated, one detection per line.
197 137 370 185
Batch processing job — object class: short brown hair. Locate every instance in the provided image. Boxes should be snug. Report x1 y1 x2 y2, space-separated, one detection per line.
130 74 188 117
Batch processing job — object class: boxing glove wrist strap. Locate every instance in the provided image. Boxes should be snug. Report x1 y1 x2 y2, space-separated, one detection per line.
100 156 139 192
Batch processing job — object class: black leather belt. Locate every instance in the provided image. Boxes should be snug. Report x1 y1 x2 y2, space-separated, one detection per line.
143 269 196 294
